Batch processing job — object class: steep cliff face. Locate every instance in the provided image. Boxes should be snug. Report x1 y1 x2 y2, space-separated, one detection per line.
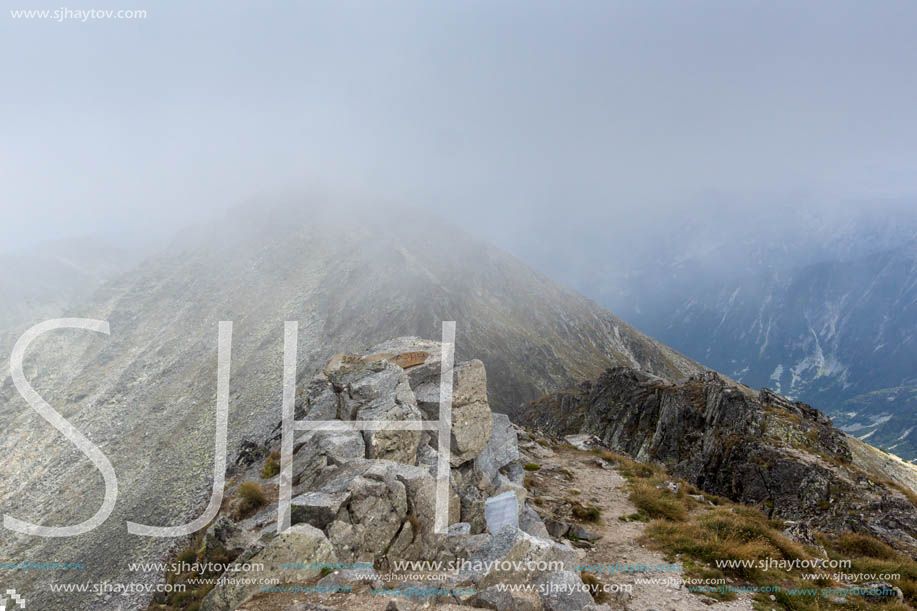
522 367 917 553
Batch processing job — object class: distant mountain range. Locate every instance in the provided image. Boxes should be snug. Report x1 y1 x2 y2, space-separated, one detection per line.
581 203 917 461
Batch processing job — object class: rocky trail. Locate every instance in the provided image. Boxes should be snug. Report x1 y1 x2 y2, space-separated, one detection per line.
503 439 755 611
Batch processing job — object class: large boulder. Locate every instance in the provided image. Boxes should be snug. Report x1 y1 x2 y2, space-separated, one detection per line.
326 472 407 563
300 375 340 421
201 524 336 611
519 503 550 539
535 571 597 611
458 526 579 588
266 375 339 447
292 429 366 487
453 464 491 533
291 491 350 530
369 338 493 466
414 360 492 466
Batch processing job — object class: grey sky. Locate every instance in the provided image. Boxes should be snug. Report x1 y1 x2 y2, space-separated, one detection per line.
2 0 916 253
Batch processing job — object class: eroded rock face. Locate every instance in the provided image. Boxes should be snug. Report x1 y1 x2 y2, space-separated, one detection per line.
475 413 520 483
523 367 917 551
291 491 351 530
292 429 366 488
317 460 440 564
201 524 336 611
378 338 494 467
326 359 423 464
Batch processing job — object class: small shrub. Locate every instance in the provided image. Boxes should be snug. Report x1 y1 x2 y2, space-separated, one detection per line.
261 450 281 479
238 481 267 504
523 463 542 471
234 481 267 519
204 542 233 565
171 589 195 605
176 547 197 565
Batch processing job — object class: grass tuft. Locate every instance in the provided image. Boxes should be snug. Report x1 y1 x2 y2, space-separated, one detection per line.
570 501 601 522
630 482 688 522
233 481 267 520
260 450 281 479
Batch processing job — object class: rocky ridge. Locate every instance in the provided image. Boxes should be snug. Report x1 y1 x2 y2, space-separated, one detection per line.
177 338 601 611
521 367 917 554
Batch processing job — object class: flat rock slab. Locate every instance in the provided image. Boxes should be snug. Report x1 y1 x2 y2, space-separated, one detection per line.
291 491 350 529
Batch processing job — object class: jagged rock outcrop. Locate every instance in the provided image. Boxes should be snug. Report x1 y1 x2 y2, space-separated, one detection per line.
523 366 917 552
198 340 595 611
367 337 493 466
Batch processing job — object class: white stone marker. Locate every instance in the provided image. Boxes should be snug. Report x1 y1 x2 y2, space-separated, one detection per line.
484 490 519 534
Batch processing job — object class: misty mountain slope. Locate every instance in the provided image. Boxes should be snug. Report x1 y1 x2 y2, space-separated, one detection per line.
545 201 917 328
632 241 917 459
0 204 703 610
0 238 135 333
